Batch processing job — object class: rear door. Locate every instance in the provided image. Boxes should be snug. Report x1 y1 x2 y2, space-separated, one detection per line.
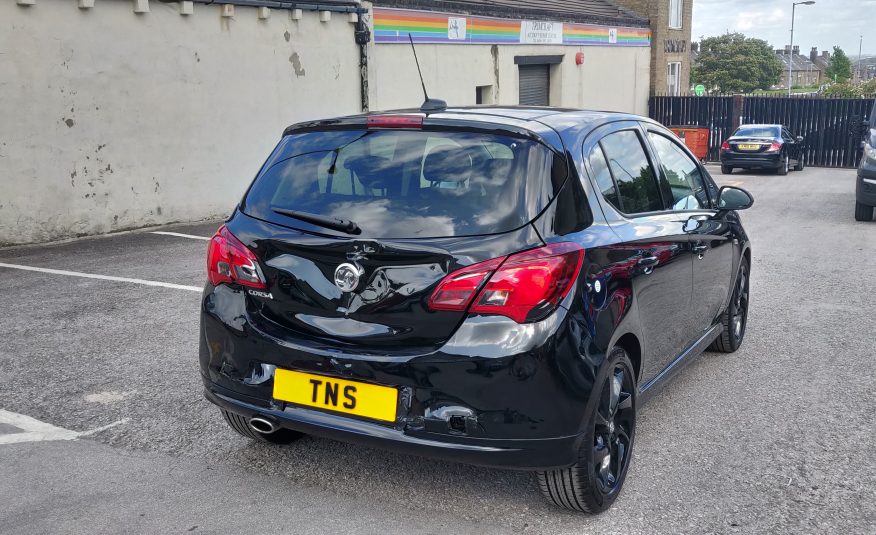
587 124 695 381
645 128 734 333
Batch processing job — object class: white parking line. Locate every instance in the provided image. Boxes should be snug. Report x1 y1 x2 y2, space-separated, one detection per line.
0 262 202 292
0 410 79 445
150 231 211 241
0 410 129 445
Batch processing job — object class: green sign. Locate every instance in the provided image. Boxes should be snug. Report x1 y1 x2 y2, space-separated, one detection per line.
694 84 706 96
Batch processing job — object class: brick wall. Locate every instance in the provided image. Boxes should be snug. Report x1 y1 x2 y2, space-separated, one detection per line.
613 0 693 95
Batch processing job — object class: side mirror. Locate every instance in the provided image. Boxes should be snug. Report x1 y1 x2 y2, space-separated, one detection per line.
718 186 754 211
796 136 804 143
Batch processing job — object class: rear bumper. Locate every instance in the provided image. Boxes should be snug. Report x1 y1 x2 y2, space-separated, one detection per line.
199 285 596 470
720 152 782 168
204 384 579 470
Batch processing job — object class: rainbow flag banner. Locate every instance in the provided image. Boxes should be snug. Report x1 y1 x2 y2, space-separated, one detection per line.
373 8 650 47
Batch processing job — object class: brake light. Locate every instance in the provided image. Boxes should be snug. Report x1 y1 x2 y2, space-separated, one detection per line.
428 242 584 324
428 257 505 312
207 225 267 289
765 142 782 152
721 141 730 151
366 115 423 129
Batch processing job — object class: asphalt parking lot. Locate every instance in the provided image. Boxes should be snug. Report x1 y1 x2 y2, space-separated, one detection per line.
1 166 874 534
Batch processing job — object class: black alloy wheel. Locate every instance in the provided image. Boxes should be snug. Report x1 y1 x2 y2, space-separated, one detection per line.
710 259 750 353
794 155 804 171
777 155 789 175
854 202 874 222
537 347 636 513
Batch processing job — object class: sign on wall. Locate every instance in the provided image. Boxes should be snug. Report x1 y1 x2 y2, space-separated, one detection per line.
448 17 467 40
373 8 651 47
520 21 563 44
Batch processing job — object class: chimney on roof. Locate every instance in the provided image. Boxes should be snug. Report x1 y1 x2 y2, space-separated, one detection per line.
793 45 800 55
811 47 818 62
784 45 792 55
822 50 830 60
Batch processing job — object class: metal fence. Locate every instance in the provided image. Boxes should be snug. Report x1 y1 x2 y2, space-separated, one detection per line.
649 95 874 168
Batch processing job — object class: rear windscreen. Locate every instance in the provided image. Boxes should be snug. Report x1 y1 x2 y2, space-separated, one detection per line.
243 129 561 238
733 126 780 138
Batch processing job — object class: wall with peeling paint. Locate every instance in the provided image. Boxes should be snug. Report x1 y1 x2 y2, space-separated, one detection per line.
369 43 650 115
0 0 361 245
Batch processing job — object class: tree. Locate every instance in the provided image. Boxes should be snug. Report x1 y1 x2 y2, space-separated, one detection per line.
691 33 784 93
821 82 862 98
826 46 852 83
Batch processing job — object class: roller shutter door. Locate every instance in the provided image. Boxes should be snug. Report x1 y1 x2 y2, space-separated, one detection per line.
518 64 550 106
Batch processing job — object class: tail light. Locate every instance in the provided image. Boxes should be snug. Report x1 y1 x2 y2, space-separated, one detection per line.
207 225 267 289
765 142 782 152
720 141 730 151
428 242 584 324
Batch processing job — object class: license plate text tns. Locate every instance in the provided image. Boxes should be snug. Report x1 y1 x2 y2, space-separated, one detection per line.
272 369 398 422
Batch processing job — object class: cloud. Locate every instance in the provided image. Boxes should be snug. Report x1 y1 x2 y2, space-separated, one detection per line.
693 0 875 55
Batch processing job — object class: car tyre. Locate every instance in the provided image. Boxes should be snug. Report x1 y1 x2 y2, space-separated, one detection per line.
794 157 804 171
537 347 636 514
777 156 789 175
721 165 733 175
709 258 750 353
854 202 874 222
220 409 305 444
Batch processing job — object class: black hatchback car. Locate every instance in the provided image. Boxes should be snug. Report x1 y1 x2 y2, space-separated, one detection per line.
200 106 753 514
720 124 805 175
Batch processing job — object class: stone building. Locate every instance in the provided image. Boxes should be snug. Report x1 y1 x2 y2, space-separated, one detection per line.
612 0 693 95
774 45 821 88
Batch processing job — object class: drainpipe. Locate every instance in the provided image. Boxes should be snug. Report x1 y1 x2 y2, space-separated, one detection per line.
351 1 371 112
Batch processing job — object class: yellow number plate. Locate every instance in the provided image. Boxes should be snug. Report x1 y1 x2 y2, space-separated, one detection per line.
737 144 760 150
273 369 398 422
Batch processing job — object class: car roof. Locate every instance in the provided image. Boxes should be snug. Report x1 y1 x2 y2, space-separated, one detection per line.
736 124 783 128
283 106 658 150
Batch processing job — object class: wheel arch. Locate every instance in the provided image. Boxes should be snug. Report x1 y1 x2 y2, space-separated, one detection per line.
614 332 642 384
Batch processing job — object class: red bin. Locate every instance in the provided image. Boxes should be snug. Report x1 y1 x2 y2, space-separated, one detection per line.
669 126 710 162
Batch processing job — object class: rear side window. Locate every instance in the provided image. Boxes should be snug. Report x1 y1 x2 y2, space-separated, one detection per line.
598 130 663 214
588 146 620 210
243 130 561 238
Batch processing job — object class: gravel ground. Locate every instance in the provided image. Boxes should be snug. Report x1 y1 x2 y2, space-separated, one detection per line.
0 166 874 534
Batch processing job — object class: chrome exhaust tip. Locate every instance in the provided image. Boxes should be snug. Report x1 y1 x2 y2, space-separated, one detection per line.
249 416 277 434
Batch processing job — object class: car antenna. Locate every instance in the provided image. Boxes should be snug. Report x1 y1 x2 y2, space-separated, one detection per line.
408 33 447 114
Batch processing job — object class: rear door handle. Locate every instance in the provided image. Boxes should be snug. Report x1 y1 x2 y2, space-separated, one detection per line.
638 256 658 274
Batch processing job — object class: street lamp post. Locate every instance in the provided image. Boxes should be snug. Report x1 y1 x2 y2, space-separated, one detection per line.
789 1 816 97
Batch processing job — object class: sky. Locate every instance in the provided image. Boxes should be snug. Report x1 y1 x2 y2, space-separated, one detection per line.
692 0 876 57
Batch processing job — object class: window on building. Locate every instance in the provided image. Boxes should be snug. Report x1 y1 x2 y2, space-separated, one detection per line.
669 0 683 29
666 62 681 96
476 85 493 105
